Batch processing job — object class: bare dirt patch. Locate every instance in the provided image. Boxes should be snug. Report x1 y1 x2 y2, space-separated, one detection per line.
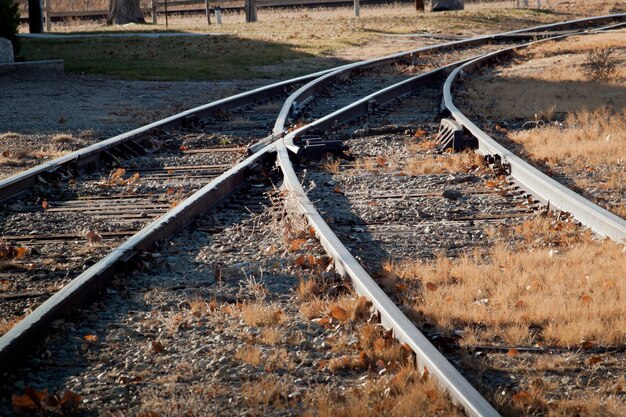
0 69 265 179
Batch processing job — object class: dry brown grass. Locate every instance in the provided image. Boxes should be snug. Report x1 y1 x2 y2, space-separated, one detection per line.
303 363 464 417
511 107 626 167
240 302 286 327
235 345 263 366
322 156 341 173
259 327 283 345
462 30 626 120
404 151 482 175
0 315 24 336
388 217 625 347
241 375 291 410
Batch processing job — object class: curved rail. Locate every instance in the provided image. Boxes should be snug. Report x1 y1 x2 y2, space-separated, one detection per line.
272 13 626 136
2 12 625 410
442 35 626 242
276 143 501 417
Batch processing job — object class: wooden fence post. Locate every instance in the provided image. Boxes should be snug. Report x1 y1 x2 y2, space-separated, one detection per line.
151 0 157 24
205 0 211 25
44 0 51 32
215 7 222 25
164 0 168 28
354 0 360 17
415 0 425 11
245 0 257 23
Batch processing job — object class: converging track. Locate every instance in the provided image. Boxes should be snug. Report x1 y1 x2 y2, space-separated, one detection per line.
1 14 625 417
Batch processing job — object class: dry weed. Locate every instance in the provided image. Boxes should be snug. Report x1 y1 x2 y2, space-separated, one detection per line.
404 151 480 175
511 107 626 168
303 363 463 417
0 315 24 336
391 221 625 347
240 302 286 327
583 47 621 82
235 346 262 366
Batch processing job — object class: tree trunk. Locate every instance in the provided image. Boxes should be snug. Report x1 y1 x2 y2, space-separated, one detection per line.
108 0 145 25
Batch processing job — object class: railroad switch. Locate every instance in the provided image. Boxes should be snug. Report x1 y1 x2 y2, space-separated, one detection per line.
435 118 477 152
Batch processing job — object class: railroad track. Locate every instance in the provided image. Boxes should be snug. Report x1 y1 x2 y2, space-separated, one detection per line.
1 14 625 416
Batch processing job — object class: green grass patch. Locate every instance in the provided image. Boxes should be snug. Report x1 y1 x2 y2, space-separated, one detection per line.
21 35 335 80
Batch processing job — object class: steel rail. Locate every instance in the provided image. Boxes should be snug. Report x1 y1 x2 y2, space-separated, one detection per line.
276 139 501 417
272 13 626 136
271 58 513 417
442 33 626 242
0 143 276 370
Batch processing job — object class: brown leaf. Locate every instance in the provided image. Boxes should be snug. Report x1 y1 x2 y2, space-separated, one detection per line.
588 355 603 366
376 156 387 167
306 254 316 266
60 390 82 412
425 282 437 291
425 389 439 401
333 187 344 195
317 360 327 371
484 180 498 188
307 226 316 237
14 247 28 259
289 238 307 252
109 168 126 184
179 145 189 151
41 200 48 210
507 348 519 357
375 359 386 369
83 334 98 343
138 412 160 417
414 129 427 138
515 300 526 308
86 230 102 244
151 340 166 353
330 306 349 321
512 391 531 405
166 188 175 195
294 255 306 266
581 293 592 305
11 393 38 414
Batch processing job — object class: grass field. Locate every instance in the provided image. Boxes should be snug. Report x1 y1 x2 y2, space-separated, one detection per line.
16 0 625 80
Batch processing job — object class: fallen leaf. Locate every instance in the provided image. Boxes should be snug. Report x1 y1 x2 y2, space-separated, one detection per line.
83 334 98 343
11 393 38 414
507 348 519 357
330 306 349 321
581 293 592 305
14 247 28 259
484 180 498 188
414 129 427 138
294 255 306 266
512 391 531 405
376 156 387 167
60 390 82 412
588 355 603 366
151 340 165 353
425 389 439 401
86 230 102 244
515 300 526 308
179 145 188 151
42 200 48 210
138 412 160 417
425 282 437 291
333 187 344 195
289 238 307 252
